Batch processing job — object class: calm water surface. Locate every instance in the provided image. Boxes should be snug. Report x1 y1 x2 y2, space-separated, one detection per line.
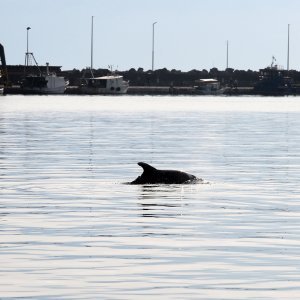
1 95 300 299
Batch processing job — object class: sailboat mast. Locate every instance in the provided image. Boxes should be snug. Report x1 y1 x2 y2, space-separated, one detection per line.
226 40 229 69
91 16 94 75
287 24 290 71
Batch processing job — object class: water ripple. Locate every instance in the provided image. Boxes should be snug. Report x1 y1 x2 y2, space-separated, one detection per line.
1 96 300 299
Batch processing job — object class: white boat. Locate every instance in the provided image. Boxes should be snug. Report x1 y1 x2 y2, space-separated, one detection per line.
80 74 129 94
22 30 68 95
21 73 67 94
21 61 68 94
79 17 129 95
194 78 225 95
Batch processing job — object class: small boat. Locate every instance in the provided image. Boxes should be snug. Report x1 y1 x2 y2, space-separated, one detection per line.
21 62 68 95
80 74 129 95
21 29 68 95
254 57 295 96
78 17 129 95
194 78 225 95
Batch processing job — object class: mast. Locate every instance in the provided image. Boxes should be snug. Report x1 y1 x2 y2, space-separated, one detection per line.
91 16 94 78
226 40 229 69
152 22 157 71
287 24 290 71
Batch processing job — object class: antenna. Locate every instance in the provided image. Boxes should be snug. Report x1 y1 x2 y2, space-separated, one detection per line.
108 65 113 74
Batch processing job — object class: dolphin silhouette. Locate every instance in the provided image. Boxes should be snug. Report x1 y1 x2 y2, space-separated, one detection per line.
130 162 199 184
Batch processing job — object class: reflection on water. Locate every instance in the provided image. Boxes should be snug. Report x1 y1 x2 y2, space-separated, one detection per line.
137 185 186 219
1 96 300 299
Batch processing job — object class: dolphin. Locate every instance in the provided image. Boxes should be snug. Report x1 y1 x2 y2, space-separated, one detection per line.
130 162 199 184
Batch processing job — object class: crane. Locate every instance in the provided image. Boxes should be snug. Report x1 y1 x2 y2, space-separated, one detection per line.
0 43 9 87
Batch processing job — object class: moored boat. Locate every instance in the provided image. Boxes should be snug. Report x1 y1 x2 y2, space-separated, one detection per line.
194 78 225 95
78 17 129 95
253 57 295 96
21 27 68 95
80 74 129 95
21 62 68 95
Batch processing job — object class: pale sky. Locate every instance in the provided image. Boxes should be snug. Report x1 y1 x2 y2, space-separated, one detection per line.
1 0 299 71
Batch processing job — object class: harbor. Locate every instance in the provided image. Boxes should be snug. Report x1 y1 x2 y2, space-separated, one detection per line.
2 56 300 96
1 19 300 97
2 57 300 96
3 1 300 299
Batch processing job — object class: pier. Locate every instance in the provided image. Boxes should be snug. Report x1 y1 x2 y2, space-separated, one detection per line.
4 85 300 96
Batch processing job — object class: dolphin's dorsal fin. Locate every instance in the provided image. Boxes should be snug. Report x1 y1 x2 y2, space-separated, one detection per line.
138 162 157 174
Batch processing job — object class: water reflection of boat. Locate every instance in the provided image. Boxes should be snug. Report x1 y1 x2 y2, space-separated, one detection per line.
254 57 295 96
194 78 225 95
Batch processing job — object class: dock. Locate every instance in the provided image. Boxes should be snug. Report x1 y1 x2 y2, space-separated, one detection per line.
3 85 300 96
61 86 196 95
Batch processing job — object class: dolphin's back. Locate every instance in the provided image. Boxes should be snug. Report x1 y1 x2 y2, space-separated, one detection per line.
159 169 196 184
130 162 198 184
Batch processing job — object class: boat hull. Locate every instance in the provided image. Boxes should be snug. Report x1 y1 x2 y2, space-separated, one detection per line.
20 86 66 95
21 74 67 95
78 86 128 95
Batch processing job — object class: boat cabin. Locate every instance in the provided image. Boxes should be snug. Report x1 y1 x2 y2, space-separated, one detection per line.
85 75 125 92
194 78 224 94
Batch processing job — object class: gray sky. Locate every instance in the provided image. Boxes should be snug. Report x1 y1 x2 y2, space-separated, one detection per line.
1 0 299 71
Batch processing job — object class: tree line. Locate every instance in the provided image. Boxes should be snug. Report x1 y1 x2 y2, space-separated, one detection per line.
60 67 300 87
